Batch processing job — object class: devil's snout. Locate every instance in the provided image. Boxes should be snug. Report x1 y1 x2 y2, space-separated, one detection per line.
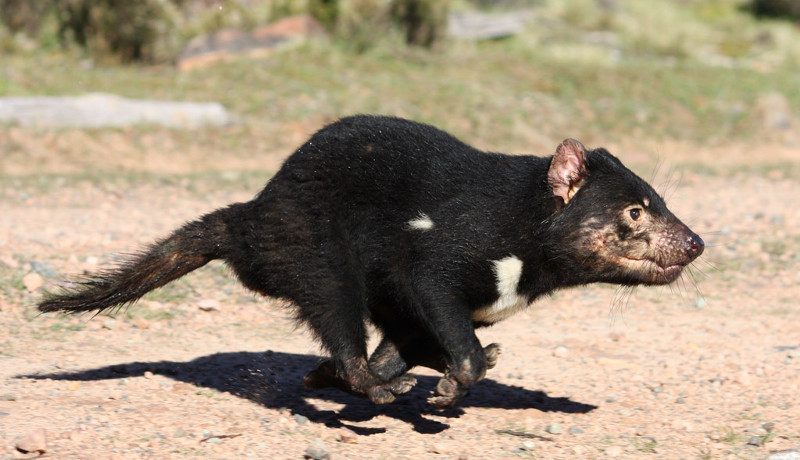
685 231 704 261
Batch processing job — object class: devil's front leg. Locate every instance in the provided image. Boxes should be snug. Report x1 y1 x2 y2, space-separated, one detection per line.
395 284 496 408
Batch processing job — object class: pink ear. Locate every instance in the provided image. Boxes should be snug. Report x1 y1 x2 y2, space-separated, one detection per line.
547 138 587 205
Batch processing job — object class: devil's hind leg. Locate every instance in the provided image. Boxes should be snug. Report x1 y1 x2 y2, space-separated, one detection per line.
292 264 416 404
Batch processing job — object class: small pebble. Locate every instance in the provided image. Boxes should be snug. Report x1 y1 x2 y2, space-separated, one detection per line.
15 428 47 455
675 397 686 404
606 394 618 403
173 428 186 438
747 435 763 446
520 440 536 450
305 438 331 460
22 272 43 292
695 298 707 308
429 442 452 454
553 346 569 358
545 423 562 434
568 427 584 434
294 414 309 425
197 299 221 312
204 437 222 444
338 427 358 444
0 393 16 401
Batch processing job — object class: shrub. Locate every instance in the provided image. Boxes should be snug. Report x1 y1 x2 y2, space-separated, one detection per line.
57 0 182 63
750 0 800 21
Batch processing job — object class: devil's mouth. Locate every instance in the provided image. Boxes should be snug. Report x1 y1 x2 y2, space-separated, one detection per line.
621 256 685 283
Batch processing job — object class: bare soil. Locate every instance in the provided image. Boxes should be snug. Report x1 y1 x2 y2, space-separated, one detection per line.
1 134 799 460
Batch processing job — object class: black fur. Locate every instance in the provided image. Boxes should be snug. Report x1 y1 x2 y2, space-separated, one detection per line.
39 115 703 408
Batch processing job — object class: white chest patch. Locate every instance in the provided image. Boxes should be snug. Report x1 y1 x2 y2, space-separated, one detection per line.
407 212 434 231
472 255 529 324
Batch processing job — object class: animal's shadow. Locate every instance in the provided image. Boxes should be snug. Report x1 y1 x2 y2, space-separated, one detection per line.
20 351 596 434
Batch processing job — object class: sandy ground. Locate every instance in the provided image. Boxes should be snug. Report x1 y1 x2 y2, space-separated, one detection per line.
1 136 799 460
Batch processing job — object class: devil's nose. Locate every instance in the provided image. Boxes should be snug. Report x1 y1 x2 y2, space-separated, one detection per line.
686 233 704 259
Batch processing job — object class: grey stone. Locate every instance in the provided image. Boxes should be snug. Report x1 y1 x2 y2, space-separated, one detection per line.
0 93 233 129
747 435 764 446
520 441 536 450
448 10 534 40
694 298 707 309
15 429 47 455
768 448 800 460
545 423 562 434
305 438 330 460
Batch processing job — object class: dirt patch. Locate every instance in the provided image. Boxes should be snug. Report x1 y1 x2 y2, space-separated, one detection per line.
1 138 799 459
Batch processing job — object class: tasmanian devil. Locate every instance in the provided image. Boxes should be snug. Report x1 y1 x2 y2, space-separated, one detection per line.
39 115 704 408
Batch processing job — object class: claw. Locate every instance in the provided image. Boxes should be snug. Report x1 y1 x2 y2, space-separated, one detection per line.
484 343 501 369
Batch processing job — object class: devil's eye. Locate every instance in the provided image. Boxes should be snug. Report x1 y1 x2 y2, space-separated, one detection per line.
629 208 641 221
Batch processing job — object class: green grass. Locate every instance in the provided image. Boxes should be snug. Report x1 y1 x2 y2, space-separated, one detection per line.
0 169 273 199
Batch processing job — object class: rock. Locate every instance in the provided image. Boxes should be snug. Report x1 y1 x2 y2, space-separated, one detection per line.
305 438 331 460
448 10 534 40
197 299 221 312
545 423 562 434
747 435 764 446
178 15 324 71
694 298 707 309
604 445 623 457
568 427 584 434
22 272 43 292
337 427 358 444
0 393 16 401
252 15 324 40
429 442 453 454
552 346 569 358
293 414 309 425
767 447 800 460
520 440 536 450
172 427 186 438
0 93 232 129
734 370 753 386
15 428 47 455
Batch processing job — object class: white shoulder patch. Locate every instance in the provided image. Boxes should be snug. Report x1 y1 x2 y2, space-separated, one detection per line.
472 255 529 324
407 212 434 231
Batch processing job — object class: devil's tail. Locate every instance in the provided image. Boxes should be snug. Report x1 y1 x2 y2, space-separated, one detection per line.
38 204 240 315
